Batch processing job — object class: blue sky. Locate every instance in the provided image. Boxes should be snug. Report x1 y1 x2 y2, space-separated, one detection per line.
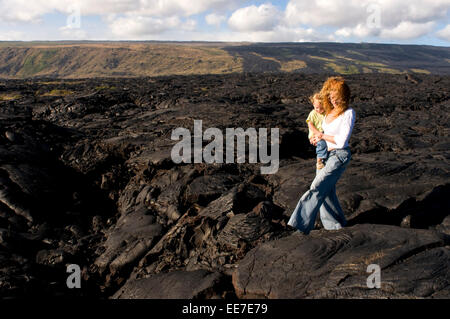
0 0 449 46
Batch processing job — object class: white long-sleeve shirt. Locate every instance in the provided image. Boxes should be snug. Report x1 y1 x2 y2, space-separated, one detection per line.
322 108 355 149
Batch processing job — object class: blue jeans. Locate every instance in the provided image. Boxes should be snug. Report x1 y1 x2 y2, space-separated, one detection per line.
316 139 328 159
288 147 351 234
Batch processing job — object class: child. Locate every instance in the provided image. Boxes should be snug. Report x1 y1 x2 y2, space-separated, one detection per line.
306 93 328 170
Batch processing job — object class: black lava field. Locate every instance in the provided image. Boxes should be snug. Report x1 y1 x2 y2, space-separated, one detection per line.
0 73 449 298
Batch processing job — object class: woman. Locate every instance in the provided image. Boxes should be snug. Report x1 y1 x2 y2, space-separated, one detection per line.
288 76 356 234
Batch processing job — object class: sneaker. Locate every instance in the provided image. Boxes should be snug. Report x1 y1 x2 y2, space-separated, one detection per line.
316 158 325 170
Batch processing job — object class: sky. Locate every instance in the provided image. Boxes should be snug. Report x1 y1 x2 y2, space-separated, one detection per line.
0 0 449 46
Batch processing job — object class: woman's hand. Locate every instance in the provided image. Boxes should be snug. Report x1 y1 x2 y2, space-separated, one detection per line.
311 134 322 146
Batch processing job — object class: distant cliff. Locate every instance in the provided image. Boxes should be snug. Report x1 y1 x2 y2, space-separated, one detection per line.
0 41 449 78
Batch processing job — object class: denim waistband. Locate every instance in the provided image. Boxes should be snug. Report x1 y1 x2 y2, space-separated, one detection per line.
329 146 350 155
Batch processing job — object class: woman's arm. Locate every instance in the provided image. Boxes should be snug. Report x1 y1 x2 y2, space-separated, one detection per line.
311 132 335 145
317 132 335 144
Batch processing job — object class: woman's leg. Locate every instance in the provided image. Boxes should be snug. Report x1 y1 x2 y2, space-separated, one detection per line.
319 185 347 230
288 151 350 234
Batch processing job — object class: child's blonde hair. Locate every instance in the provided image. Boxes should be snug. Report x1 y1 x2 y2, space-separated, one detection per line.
309 92 322 105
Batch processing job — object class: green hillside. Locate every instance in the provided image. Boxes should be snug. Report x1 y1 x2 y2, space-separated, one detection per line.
0 41 448 78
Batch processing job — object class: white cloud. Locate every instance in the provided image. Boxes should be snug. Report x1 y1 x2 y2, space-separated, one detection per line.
335 24 379 39
204 25 335 42
436 24 450 41
300 0 450 41
0 0 448 42
109 15 182 38
285 0 449 28
0 0 142 22
183 19 197 32
285 0 365 28
380 21 435 40
59 26 88 40
336 21 436 40
0 0 55 22
252 26 335 42
0 0 243 22
135 0 240 17
0 0 238 40
206 13 226 28
108 14 198 38
228 3 281 32
0 30 26 40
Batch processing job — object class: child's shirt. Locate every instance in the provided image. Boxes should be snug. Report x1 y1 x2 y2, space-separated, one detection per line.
306 110 325 139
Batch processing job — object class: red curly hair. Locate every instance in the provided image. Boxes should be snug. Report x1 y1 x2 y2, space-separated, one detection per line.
320 76 351 116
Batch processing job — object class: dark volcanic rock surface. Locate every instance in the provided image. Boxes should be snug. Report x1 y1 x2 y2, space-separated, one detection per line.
112 269 227 299
232 224 450 298
0 73 449 298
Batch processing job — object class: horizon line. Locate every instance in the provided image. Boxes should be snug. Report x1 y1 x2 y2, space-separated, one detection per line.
0 40 449 48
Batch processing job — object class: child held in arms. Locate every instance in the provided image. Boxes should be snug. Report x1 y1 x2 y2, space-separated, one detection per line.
306 93 328 169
